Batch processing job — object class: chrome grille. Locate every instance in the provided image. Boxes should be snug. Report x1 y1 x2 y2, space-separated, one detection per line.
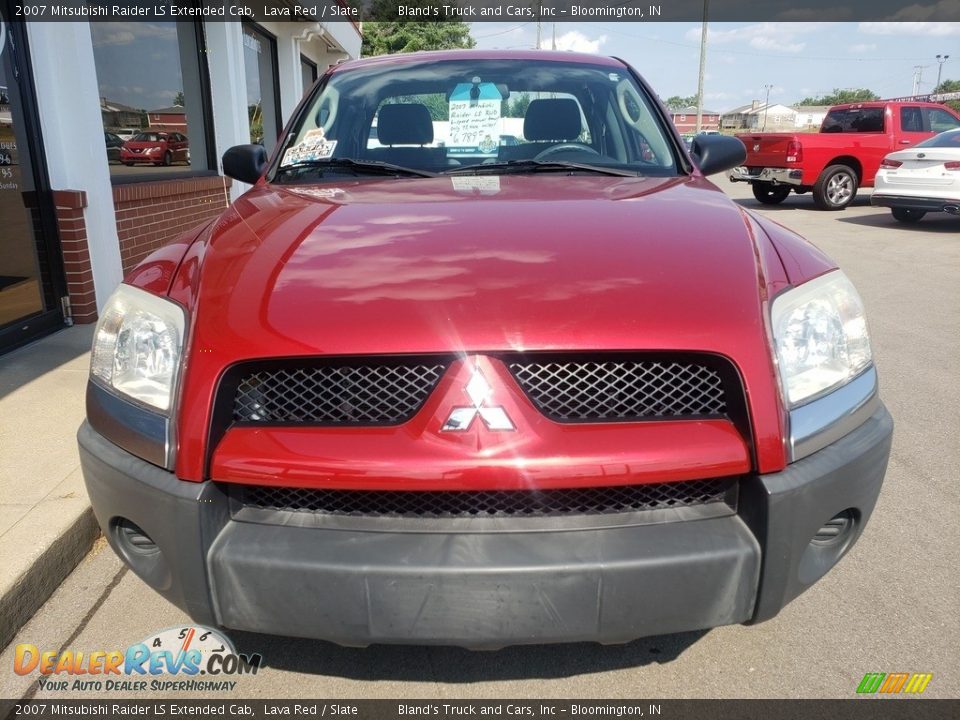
233 362 446 425
238 477 736 519
509 359 727 422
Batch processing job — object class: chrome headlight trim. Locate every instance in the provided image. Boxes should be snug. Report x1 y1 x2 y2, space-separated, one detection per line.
788 365 880 462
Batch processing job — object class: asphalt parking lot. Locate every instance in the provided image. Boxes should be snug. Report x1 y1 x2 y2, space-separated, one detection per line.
1 178 957 701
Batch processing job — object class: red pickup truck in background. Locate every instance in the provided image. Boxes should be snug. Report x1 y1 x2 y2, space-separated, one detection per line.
730 101 960 210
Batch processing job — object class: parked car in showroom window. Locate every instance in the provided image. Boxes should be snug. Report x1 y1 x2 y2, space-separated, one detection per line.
80 50 892 649
104 132 125 164
871 128 960 222
114 128 139 142
120 131 189 167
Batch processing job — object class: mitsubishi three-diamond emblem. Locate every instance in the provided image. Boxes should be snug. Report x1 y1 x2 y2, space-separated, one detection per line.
441 363 515 432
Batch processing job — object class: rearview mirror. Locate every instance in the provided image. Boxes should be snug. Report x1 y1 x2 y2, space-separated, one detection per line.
691 135 746 176
222 144 268 184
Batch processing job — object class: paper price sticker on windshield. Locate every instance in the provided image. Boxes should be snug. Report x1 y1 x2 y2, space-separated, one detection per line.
282 137 337 166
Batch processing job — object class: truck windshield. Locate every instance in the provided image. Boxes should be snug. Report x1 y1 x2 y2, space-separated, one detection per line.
272 56 680 180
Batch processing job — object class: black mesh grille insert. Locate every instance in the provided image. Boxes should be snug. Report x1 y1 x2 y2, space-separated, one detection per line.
233 362 446 425
509 359 727 422
238 477 736 519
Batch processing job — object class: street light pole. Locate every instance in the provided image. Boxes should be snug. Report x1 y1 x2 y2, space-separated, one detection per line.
936 54 950 93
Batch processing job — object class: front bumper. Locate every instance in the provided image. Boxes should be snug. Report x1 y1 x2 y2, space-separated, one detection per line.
79 406 892 648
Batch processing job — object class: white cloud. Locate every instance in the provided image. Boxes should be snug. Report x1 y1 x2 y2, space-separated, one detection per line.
859 20 960 35
848 43 877 53
554 31 608 54
684 22 819 54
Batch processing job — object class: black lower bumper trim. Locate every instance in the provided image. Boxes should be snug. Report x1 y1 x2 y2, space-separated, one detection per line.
208 511 760 647
870 194 959 212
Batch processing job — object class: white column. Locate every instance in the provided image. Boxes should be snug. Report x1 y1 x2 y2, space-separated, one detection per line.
202 22 250 200
275 27 304 121
26 22 123 311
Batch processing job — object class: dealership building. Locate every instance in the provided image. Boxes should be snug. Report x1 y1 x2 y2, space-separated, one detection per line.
0 11 361 352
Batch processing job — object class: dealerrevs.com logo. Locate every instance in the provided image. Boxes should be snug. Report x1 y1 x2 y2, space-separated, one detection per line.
14 626 262 693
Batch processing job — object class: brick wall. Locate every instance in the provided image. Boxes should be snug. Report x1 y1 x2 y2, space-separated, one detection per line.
113 176 232 275
47 176 233 324
53 190 98 324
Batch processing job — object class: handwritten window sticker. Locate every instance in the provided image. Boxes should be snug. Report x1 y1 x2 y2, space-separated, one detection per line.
447 81 502 159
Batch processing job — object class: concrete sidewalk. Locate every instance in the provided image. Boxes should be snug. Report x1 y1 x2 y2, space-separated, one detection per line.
0 325 100 649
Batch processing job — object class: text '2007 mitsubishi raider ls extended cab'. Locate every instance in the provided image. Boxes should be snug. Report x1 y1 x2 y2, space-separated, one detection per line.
79 50 893 648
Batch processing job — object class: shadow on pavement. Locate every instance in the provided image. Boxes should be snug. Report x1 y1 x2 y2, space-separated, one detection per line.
835 213 960 234
231 629 709 682
730 195 874 212
0 325 93 402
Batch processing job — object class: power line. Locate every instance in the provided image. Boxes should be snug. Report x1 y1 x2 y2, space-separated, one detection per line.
472 23 531 40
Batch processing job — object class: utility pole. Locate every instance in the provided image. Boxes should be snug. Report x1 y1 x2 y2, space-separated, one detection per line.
536 4 542 50
911 65 928 96
695 0 709 133
762 84 773 131
936 54 950 93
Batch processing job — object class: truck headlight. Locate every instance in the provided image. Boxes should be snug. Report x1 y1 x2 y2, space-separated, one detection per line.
90 285 186 413
771 270 872 407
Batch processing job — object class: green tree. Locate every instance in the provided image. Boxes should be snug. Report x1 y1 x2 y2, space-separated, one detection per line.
933 79 960 94
172 90 185 106
361 1 475 57
664 95 698 109
508 93 531 118
798 88 879 106
933 79 960 113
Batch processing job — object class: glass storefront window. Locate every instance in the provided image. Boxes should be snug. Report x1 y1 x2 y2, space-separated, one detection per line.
1 14 66 349
243 23 280 153
301 55 317 98
90 21 210 179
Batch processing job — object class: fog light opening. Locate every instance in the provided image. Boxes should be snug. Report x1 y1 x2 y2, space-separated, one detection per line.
114 517 159 555
811 509 858 547
110 517 172 592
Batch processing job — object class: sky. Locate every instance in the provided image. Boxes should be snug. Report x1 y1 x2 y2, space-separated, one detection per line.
470 22 960 110
90 22 183 111
86 20 959 114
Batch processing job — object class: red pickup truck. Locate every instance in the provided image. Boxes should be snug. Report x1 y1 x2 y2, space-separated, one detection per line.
730 101 960 209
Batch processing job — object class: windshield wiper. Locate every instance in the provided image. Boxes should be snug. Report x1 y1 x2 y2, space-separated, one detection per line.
276 157 437 179
442 159 640 178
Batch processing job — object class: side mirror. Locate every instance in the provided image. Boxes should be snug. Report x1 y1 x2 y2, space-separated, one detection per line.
691 135 746 176
222 144 268 184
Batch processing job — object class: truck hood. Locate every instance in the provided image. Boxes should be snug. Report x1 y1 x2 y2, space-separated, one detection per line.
183 175 777 358
169 173 795 480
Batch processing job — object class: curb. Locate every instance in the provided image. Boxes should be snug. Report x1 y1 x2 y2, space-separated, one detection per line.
0 506 101 650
